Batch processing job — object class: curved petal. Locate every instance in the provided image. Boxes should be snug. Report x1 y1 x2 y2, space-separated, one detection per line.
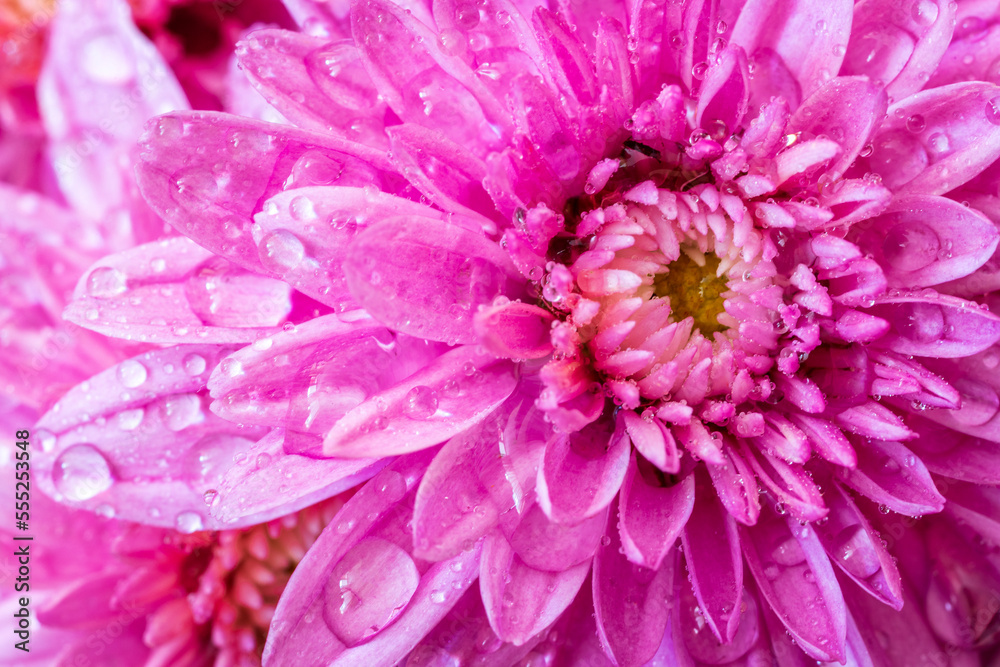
705 441 761 525
849 195 999 288
593 507 675 667
134 111 403 275
537 418 631 524
696 45 750 135
236 30 387 145
479 531 590 646
839 436 945 516
505 502 607 572
343 215 522 344
323 345 517 457
906 412 1000 483
813 483 903 610
865 82 1000 196
618 454 694 570
867 291 1000 358
740 501 847 663
680 467 743 643
65 237 292 343
842 0 955 100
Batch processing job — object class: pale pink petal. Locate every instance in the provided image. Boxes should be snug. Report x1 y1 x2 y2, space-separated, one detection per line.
618 455 694 570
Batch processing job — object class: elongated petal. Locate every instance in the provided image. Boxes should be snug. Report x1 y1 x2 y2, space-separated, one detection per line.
868 291 1000 357
343 215 521 344
66 237 292 343
505 502 606 572
135 111 401 274
839 436 945 515
865 82 1000 195
706 442 761 525
681 467 743 643
850 195 999 288
537 418 630 524
814 483 903 609
480 531 590 646
593 507 674 667
618 454 694 569
906 413 1000 483
696 45 749 135
740 501 847 662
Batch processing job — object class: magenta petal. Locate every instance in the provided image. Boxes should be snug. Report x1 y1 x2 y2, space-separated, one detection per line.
696 46 749 135
839 436 945 516
681 468 743 643
905 413 1000 483
480 530 590 646
323 345 516 457
706 442 761 525
740 502 847 663
731 0 851 99
742 442 827 522
850 195 999 288
473 301 555 360
868 291 1000 358
944 480 1000 548
412 416 504 562
788 77 888 182
865 82 1000 196
343 215 522 344
135 111 401 274
264 453 481 666
505 502 606 572
813 483 903 610
622 410 680 473
618 454 694 570
677 573 763 665
593 507 674 667
65 237 292 343
236 30 386 144
842 0 956 101
537 418 630 524
254 186 448 309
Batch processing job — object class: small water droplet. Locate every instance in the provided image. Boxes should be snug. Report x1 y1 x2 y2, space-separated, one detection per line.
53 444 114 501
176 511 205 533
117 360 148 388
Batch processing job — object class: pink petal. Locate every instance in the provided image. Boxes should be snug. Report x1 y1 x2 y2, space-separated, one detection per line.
740 501 847 663
742 442 827 522
236 30 387 145
37 0 189 222
504 502 607 572
849 195 999 288
696 45 750 135
706 442 761 525
343 215 522 344
65 237 293 343
537 418 631 524
618 454 694 570
788 77 888 181
839 436 945 516
868 291 1000 357
135 111 401 274
479 530 590 646
906 413 1000 483
842 0 956 101
533 7 599 107
622 410 680 473
593 507 675 667
474 301 555 360
864 82 1000 196
813 483 903 610
323 345 517 457
676 573 763 665
264 453 481 666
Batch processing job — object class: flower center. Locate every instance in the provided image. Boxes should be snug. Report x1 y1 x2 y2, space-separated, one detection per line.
652 251 728 335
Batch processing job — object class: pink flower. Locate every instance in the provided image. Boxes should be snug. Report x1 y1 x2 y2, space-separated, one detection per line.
34 0 1000 665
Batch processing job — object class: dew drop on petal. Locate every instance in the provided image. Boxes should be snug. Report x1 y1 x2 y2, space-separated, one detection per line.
53 444 114 501
117 360 148 388
204 489 219 506
404 385 439 419
258 229 306 271
88 267 128 298
116 408 144 431
183 353 207 376
987 97 1000 126
322 537 421 646
176 511 205 534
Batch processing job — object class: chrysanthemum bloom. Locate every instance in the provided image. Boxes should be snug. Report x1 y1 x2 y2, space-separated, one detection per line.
37 0 1000 665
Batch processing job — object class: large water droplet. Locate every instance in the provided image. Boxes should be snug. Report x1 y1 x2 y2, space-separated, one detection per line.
289 195 318 221
175 511 205 533
882 221 940 272
258 230 306 271
183 433 256 482
404 385 439 419
322 537 421 646
53 444 114 501
162 394 205 432
88 267 128 298
116 408 144 431
183 353 207 376
117 359 148 388
987 97 1000 126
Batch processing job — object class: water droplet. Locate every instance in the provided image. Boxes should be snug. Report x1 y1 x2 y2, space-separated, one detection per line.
258 229 306 271
117 360 148 388
323 537 421 645
987 97 1000 126
53 444 114 501
289 195 318 221
183 354 207 376
911 0 938 25
404 385 439 419
691 62 708 80
88 267 128 298
203 489 219 506
116 408 144 431
163 394 204 431
905 114 926 133
176 511 205 534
